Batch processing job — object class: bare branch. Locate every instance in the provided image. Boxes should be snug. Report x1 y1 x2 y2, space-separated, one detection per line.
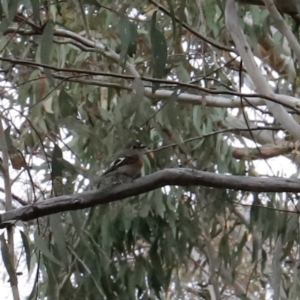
1 168 300 227
225 0 300 140
145 88 300 110
232 144 290 160
148 0 236 53
262 0 300 61
0 187 27 206
1 56 300 112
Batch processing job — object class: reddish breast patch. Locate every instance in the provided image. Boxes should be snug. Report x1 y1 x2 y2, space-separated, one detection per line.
138 156 144 168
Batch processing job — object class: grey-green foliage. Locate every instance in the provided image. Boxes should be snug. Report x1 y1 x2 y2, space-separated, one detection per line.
0 0 299 299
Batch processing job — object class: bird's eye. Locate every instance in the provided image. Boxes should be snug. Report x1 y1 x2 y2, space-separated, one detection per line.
133 145 137 149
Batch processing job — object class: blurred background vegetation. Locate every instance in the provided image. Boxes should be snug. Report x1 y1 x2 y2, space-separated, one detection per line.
1 0 300 299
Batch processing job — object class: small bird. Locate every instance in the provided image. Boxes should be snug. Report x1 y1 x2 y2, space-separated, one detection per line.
96 140 147 188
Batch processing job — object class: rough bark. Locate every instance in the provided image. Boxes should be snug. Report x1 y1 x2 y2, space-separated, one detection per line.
1 168 300 227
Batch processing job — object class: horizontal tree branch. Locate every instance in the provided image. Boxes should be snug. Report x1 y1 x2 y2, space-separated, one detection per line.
144 88 300 110
1 56 300 112
232 144 290 160
0 168 299 228
42 74 300 110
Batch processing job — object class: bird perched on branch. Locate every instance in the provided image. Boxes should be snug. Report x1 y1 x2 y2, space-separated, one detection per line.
96 140 147 188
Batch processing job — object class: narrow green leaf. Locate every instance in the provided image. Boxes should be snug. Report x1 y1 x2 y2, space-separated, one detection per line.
20 230 31 272
60 158 78 175
252 237 259 263
236 231 248 255
127 270 136 299
166 0 176 38
0 0 8 19
43 96 54 114
132 76 144 100
272 237 282 299
164 267 172 292
41 21 54 85
27 282 37 300
70 211 83 236
218 234 231 267
107 86 116 109
41 21 54 65
51 144 63 179
139 202 151 218
149 239 164 297
150 11 167 92
134 257 145 288
178 0 186 36
59 89 78 118
118 16 138 68
4 126 13 150
0 0 18 33
0 233 16 283
261 248 267 272
193 105 202 133
101 212 112 247
280 240 294 261
127 22 138 57
49 213 68 269
30 0 40 22
152 192 165 218
34 231 64 267
0 0 19 30
175 62 190 82
250 195 260 230
159 88 182 126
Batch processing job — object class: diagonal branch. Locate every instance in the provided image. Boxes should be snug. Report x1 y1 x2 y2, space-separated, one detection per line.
225 0 300 140
1 168 300 228
262 0 300 61
148 0 235 53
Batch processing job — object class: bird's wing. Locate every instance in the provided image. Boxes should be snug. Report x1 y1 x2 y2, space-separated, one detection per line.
102 154 138 176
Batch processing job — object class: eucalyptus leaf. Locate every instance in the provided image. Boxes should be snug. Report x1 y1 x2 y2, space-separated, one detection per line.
30 0 40 22
150 11 167 92
118 15 138 69
20 230 31 272
49 213 68 269
34 231 64 267
51 144 63 180
59 89 78 118
41 21 54 86
0 233 16 283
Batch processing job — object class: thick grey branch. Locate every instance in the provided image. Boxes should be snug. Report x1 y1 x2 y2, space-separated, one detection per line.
225 0 300 140
262 0 300 61
0 168 300 227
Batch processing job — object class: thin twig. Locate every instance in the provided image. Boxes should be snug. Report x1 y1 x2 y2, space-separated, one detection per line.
0 187 27 205
148 0 236 53
0 56 299 112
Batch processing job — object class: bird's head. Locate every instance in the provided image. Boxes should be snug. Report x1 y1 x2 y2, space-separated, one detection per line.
125 140 147 150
